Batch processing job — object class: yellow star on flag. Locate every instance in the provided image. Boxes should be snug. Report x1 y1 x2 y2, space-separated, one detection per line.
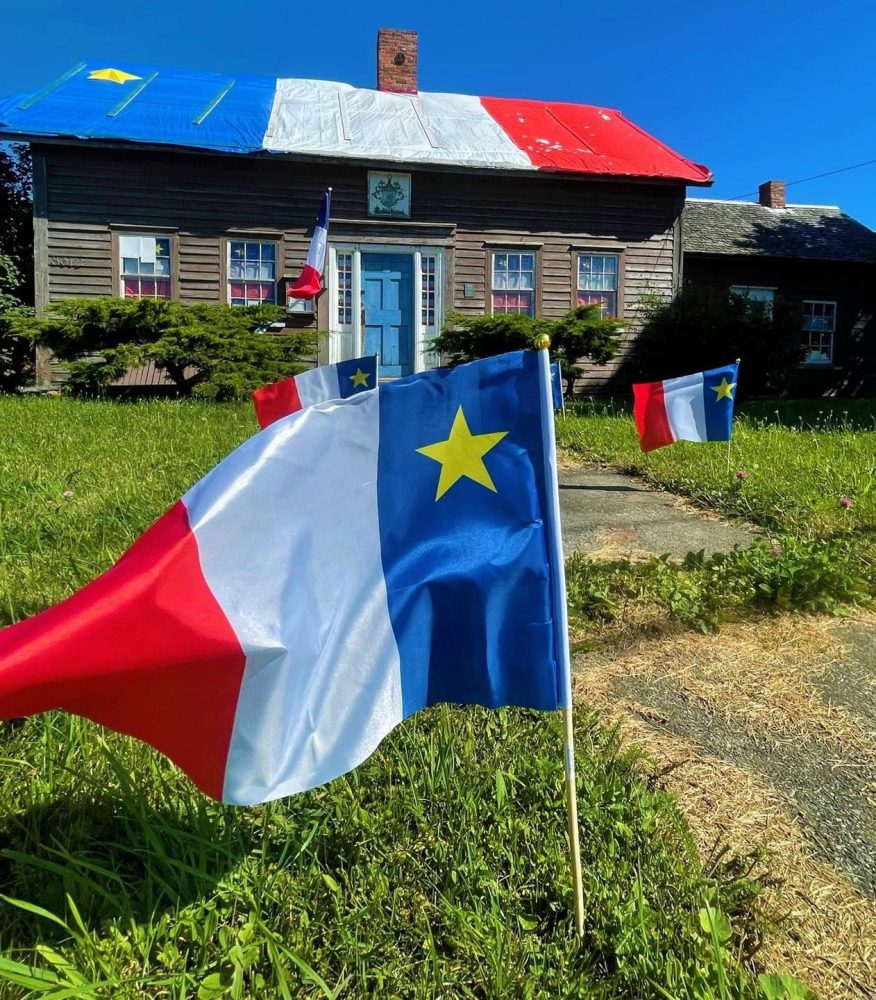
711 376 736 401
416 406 508 501
349 368 370 388
88 68 142 84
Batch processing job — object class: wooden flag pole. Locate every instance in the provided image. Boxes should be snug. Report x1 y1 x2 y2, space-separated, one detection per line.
727 357 741 474
535 334 586 939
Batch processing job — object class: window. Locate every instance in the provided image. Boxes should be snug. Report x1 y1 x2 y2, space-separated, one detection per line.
336 252 353 326
801 300 836 365
492 252 535 315
421 255 437 328
577 254 619 317
228 241 277 306
730 285 774 318
119 235 172 299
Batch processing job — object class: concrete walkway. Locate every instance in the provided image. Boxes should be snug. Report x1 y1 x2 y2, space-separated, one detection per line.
558 467 758 560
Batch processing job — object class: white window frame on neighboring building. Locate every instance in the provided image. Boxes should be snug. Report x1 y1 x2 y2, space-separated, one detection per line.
730 285 775 318
327 244 445 373
119 234 173 300
491 250 536 316
801 299 836 366
227 240 279 306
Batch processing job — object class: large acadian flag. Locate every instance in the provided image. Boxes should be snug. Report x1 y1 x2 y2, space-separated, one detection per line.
632 363 739 453
0 352 567 805
252 356 378 429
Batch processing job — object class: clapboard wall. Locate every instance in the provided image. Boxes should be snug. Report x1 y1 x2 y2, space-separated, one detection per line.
33 143 686 391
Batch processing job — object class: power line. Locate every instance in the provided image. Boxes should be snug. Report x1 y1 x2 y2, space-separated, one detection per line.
729 156 876 200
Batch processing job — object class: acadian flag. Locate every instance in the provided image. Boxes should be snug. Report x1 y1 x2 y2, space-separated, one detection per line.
287 189 330 300
0 352 568 805
632 363 739 453
252 356 378 429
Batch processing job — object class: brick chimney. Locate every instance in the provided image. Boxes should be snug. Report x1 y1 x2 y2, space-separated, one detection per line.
758 179 786 209
377 29 418 94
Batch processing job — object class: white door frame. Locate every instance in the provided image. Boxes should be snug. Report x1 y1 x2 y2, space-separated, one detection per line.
327 243 445 373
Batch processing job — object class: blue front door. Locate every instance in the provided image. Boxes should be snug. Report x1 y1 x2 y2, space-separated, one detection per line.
362 253 414 377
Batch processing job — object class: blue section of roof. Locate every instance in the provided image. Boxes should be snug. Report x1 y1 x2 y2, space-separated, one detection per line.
0 61 275 153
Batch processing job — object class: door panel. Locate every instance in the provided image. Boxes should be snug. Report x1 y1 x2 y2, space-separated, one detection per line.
361 253 414 377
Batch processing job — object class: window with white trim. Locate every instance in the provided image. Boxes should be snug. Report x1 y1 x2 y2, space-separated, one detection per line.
801 300 836 365
492 251 535 315
730 285 774 318
120 235 172 299
336 252 353 326
421 255 437 328
228 241 277 306
577 253 619 317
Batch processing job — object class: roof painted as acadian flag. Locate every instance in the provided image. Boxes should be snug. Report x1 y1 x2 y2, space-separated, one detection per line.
0 59 712 183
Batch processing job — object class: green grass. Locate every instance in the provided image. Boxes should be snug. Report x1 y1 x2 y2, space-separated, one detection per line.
0 397 779 997
557 397 874 538
558 397 874 639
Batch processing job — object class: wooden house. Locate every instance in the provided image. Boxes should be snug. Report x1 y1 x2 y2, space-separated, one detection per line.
684 182 876 396
0 30 712 391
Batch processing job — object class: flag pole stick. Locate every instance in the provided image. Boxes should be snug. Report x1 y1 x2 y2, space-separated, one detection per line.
727 358 741 474
535 334 585 939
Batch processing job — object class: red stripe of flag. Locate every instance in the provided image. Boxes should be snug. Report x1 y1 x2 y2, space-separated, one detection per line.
0 501 246 799
252 376 302 429
633 380 674 452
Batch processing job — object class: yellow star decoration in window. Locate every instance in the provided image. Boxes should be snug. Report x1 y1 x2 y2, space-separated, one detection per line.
416 406 508 501
349 368 370 388
711 376 736 401
88 68 142 84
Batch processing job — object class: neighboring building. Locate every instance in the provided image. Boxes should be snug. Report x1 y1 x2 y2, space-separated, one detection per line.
0 31 711 391
684 181 876 395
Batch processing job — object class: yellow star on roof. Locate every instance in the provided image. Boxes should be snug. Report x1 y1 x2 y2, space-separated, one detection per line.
711 377 736 402
416 406 508 501
88 68 142 84
349 368 370 388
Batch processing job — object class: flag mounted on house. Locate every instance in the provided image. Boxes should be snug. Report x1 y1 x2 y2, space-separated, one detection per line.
632 363 739 452
287 189 331 300
0 351 568 805
252 355 378 429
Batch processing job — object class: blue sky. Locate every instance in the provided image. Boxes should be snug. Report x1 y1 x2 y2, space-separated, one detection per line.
3 0 876 226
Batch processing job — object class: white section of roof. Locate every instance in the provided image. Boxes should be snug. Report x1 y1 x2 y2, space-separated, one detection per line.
263 79 534 170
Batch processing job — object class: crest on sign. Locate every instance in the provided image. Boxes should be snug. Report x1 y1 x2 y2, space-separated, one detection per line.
368 172 411 219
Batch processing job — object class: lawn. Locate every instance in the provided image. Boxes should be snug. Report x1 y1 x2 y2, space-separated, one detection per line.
0 395 834 998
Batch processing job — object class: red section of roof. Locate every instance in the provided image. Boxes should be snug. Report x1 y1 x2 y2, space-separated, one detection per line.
480 97 712 184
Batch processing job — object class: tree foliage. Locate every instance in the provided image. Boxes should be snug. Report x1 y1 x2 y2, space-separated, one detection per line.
18 297 320 400
0 144 33 304
0 255 33 392
430 305 623 393
628 287 806 397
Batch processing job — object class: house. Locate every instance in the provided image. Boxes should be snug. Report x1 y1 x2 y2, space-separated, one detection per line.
0 30 711 391
684 182 876 395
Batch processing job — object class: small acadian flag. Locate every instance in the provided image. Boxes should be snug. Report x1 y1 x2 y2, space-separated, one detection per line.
0 352 567 805
632 363 739 453
252 356 378 429
288 189 330 300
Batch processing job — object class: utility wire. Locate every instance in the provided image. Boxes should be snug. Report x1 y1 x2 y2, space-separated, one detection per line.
730 157 876 200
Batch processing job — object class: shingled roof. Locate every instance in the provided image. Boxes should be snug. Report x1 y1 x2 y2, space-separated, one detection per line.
684 199 876 263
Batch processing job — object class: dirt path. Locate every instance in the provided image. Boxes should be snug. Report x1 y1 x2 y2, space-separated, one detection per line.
559 465 876 998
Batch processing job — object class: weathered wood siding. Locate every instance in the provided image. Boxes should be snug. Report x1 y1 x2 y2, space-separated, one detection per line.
34 143 685 391
685 254 876 396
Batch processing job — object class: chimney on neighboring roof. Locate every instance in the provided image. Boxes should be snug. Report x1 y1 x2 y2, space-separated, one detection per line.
377 28 418 94
758 179 786 209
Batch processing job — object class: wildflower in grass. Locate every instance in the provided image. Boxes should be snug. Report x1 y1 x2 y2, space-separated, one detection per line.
771 546 781 558
840 496 853 508
62 490 74 500
736 470 748 480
